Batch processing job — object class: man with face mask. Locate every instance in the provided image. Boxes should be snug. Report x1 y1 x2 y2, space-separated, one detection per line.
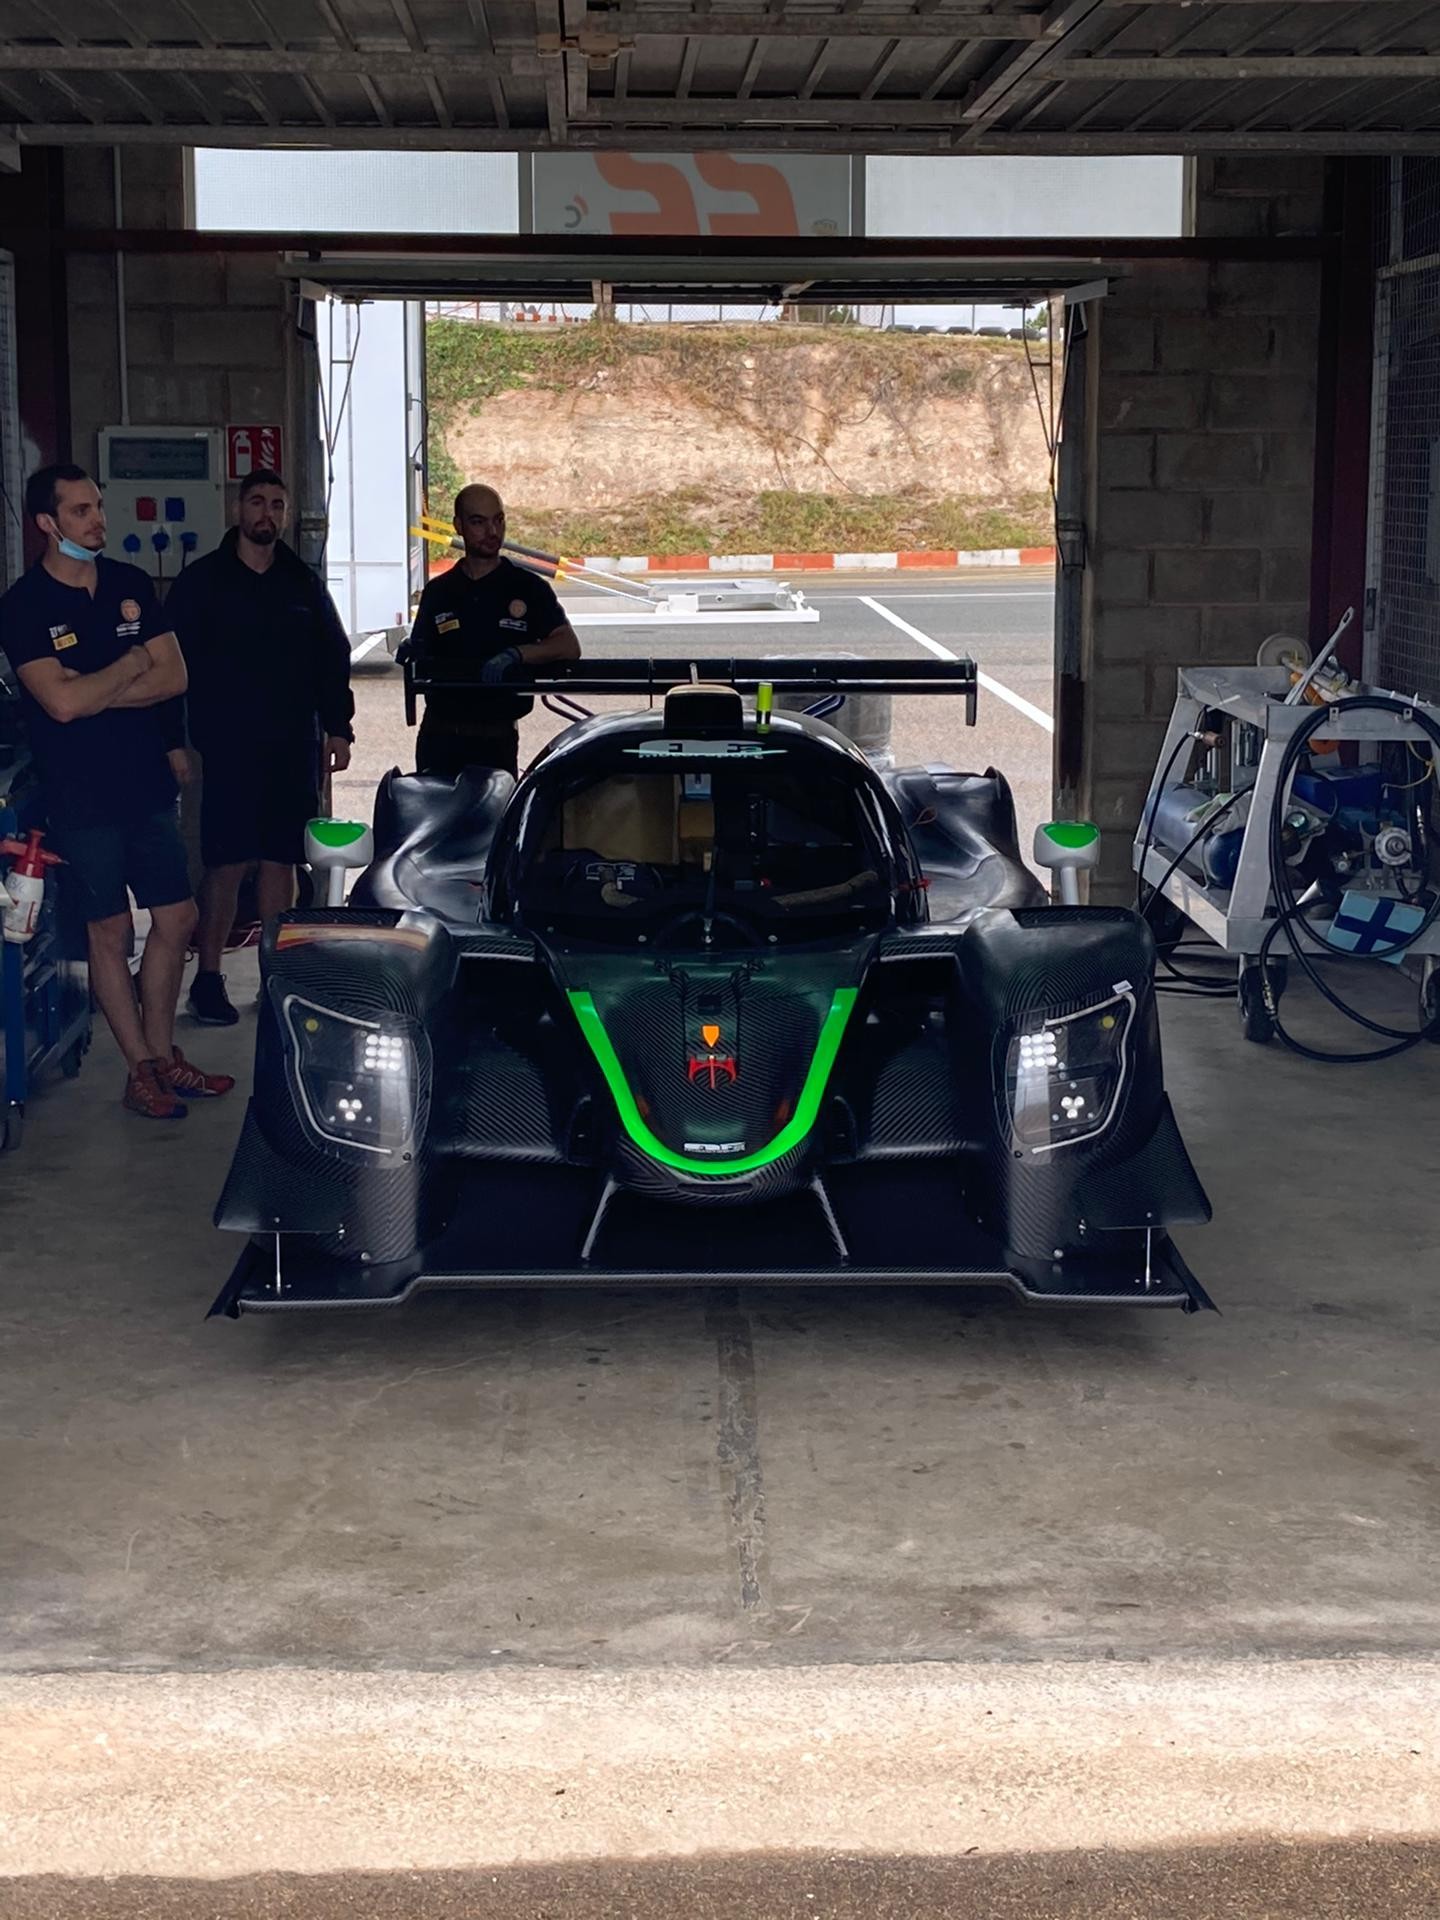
0 463 233 1118
163 468 355 1028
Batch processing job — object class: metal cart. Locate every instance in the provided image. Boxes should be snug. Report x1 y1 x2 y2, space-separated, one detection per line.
1133 664 1440 1040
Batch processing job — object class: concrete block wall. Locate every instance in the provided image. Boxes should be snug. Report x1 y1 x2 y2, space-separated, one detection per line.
1079 157 1326 899
61 149 298 494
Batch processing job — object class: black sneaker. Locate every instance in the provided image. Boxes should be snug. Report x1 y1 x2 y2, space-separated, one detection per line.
188 970 239 1027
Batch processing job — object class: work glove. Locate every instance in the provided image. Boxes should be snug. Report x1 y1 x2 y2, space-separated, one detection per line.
481 647 523 685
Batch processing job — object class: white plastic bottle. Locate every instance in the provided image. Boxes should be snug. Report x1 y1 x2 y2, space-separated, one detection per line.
1 830 61 944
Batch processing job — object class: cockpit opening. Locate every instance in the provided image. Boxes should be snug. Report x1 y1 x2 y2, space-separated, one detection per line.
513 739 892 947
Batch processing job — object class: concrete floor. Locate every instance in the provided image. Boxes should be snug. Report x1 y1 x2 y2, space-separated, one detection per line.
3 949 1437 1674
4 694 1440 1895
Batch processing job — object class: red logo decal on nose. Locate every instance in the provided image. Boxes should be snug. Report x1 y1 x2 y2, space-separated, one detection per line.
687 1054 738 1089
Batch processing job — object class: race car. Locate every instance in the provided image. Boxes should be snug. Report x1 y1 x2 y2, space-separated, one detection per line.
209 657 1212 1317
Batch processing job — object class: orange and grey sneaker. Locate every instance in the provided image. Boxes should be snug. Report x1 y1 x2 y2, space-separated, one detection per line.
165 1047 236 1100
123 1058 188 1121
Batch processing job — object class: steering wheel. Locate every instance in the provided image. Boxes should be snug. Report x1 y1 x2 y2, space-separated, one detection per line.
647 907 767 949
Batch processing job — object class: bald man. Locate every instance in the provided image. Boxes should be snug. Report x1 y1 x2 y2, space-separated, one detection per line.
408 483 580 780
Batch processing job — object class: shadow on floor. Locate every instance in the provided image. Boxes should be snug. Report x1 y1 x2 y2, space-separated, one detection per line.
7 1839 1439 1919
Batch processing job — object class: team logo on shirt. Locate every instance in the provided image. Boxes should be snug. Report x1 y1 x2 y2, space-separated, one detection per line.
508 599 527 618
120 598 141 622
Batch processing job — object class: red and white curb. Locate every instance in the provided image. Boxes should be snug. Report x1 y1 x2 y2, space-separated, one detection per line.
589 546 1057 575
426 546 1056 581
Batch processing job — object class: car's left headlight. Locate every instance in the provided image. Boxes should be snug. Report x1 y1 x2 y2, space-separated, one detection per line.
281 993 427 1158
1005 987 1135 1154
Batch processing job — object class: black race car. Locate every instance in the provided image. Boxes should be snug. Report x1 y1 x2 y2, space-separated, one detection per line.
209 658 1212 1317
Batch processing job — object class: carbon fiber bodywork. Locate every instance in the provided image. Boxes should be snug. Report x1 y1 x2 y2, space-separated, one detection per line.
211 677 1212 1318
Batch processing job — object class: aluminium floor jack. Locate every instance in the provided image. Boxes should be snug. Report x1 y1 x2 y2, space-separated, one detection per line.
1132 616 1440 1045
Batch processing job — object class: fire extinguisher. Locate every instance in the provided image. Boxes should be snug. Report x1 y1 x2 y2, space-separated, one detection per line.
1 828 63 944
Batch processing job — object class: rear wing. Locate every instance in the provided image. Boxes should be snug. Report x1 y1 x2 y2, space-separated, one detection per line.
402 654 979 727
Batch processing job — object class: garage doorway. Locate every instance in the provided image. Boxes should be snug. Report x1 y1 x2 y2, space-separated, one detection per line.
279 250 1092 862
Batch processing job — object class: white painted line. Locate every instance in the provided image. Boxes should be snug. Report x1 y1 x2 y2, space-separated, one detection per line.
349 633 388 662
570 607 820 626
835 590 1053 603
859 595 1054 735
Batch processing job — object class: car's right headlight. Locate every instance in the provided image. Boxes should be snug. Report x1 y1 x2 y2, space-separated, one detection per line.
281 993 427 1159
1005 987 1135 1155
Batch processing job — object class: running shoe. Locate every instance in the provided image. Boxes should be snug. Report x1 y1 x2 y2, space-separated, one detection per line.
165 1047 236 1099
123 1059 188 1121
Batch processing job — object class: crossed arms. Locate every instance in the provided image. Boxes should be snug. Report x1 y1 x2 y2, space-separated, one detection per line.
16 631 187 725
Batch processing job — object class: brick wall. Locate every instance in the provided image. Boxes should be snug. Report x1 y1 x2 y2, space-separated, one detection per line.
61 149 299 494
1079 158 1326 899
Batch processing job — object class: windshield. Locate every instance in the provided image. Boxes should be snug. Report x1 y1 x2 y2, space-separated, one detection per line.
515 745 891 946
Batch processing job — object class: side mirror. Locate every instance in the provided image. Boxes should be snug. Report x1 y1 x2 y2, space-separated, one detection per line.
1033 821 1100 906
306 818 374 907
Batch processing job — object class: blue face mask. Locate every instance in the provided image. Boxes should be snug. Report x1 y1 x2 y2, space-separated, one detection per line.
56 536 101 563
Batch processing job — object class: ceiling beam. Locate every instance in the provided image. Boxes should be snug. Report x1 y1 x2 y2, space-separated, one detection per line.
1106 0 1396 5
536 0 570 135
383 0 453 121
312 0 358 49
460 0 511 128
575 95 975 120
860 39 908 98
9 121 1440 154
736 37 768 94
921 41 979 97
958 0 1111 141
1054 55 1440 81
359 74 393 125
0 44 540 77
600 9 1042 34
797 39 836 95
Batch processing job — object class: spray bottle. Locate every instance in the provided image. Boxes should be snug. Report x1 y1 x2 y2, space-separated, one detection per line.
1 829 63 944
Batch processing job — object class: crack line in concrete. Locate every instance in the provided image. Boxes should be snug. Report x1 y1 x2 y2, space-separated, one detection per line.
705 1289 769 1615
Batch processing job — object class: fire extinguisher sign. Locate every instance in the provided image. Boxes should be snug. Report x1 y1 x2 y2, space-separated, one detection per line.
226 425 284 481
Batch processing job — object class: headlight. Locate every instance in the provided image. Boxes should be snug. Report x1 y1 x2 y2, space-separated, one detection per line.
1005 987 1135 1154
281 993 426 1158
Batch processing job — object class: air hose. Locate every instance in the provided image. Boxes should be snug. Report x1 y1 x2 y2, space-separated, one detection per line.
1258 694 1440 1063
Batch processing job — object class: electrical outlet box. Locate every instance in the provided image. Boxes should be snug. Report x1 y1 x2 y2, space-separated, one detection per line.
98 427 228 584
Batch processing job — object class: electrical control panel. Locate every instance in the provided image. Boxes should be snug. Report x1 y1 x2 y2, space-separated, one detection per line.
97 427 228 583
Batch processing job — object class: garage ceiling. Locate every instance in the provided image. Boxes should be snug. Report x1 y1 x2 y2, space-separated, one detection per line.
0 0 1438 156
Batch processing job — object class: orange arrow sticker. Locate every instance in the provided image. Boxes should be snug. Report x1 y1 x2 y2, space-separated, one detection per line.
701 1023 721 1049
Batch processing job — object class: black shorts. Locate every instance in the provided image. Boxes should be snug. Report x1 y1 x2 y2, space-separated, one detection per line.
50 807 193 925
200 749 320 869
416 716 519 781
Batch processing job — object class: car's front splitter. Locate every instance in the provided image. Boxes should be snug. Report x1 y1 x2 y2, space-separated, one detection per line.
208 1232 1215 1318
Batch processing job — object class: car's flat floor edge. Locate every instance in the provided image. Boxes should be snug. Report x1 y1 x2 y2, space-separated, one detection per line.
210 1247 1215 1317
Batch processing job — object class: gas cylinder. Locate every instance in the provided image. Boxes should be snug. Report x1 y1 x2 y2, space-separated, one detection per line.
1148 785 1249 891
